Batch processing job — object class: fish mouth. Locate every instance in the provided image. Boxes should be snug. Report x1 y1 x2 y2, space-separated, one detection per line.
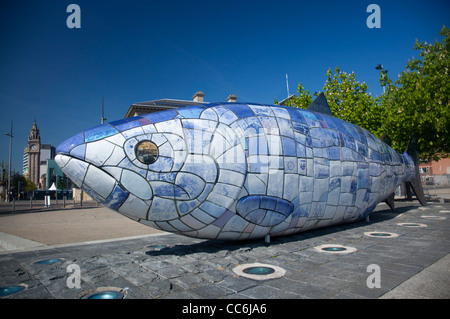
54 154 130 211
55 129 124 206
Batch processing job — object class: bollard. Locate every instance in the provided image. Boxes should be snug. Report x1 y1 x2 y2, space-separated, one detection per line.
12 198 15 210
30 197 32 209
63 196 66 208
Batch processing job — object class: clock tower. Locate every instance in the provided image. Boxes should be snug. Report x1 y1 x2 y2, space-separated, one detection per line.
26 120 41 188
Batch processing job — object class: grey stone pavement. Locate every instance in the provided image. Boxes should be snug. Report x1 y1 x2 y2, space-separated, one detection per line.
0 199 449 301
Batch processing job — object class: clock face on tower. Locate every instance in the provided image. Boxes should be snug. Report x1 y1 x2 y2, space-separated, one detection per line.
30 144 37 151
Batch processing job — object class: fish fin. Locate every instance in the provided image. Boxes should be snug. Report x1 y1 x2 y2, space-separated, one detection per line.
384 192 395 211
405 136 427 206
236 195 294 227
381 134 392 147
306 93 333 116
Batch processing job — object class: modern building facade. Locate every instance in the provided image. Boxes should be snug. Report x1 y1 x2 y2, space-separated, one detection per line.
45 159 71 190
39 144 56 188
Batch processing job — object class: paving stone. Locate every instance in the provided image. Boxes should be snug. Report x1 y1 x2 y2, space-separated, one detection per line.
216 276 258 293
0 201 448 300
140 279 184 298
189 284 234 298
239 284 299 299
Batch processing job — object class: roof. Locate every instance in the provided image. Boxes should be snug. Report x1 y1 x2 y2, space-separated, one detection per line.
124 99 210 118
277 94 296 106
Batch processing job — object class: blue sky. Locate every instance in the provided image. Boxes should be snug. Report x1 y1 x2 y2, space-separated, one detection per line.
1 0 449 173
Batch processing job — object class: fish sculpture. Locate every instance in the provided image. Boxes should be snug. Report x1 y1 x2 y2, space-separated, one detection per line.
55 94 426 241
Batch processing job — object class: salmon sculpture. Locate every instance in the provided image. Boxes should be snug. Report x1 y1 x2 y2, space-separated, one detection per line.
55 94 426 241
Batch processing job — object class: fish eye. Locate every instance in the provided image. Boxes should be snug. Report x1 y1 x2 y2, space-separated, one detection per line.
135 140 159 165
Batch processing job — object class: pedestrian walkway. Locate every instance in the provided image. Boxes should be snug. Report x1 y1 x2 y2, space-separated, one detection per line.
0 205 162 247
0 232 45 252
0 201 449 301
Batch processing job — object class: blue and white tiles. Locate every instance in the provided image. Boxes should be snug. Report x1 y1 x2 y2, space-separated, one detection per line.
55 102 417 240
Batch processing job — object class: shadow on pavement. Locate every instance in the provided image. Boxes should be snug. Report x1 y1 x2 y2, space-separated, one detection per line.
144 204 418 257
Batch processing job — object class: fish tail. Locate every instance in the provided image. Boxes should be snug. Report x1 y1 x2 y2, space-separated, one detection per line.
404 136 427 206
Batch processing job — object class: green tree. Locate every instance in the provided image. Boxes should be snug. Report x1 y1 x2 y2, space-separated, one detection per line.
277 27 450 161
382 26 450 161
278 67 384 138
10 173 28 196
24 178 38 192
56 176 68 190
280 82 313 108
322 66 385 138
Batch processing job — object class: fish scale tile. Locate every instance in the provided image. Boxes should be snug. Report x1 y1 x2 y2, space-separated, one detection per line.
55 99 420 241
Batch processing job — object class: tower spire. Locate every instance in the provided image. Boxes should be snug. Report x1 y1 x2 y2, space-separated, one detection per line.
29 119 40 140
27 120 41 188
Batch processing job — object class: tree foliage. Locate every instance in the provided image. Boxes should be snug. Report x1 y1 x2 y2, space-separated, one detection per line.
278 26 450 161
322 67 385 138
276 83 313 108
24 178 38 192
278 67 385 138
382 26 450 161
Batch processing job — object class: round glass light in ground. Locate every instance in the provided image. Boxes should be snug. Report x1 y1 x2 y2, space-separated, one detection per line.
33 258 64 265
148 244 166 249
233 263 286 281
242 266 276 275
80 287 126 299
314 244 357 254
364 232 399 238
421 215 446 220
0 284 27 297
84 290 124 299
396 222 427 228
322 246 347 252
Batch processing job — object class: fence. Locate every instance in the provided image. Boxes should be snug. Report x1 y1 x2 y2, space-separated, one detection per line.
421 173 450 201
0 189 99 213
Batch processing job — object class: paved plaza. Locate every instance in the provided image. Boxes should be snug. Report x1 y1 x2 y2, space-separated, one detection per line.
0 199 449 300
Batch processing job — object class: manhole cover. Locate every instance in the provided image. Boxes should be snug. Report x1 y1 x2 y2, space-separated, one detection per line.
0 284 27 298
233 263 286 281
314 244 357 254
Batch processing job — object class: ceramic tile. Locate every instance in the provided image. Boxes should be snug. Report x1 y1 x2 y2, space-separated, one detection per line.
56 101 419 241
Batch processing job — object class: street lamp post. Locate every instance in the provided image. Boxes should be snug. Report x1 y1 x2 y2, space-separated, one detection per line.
375 64 388 94
101 95 107 124
4 121 13 203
